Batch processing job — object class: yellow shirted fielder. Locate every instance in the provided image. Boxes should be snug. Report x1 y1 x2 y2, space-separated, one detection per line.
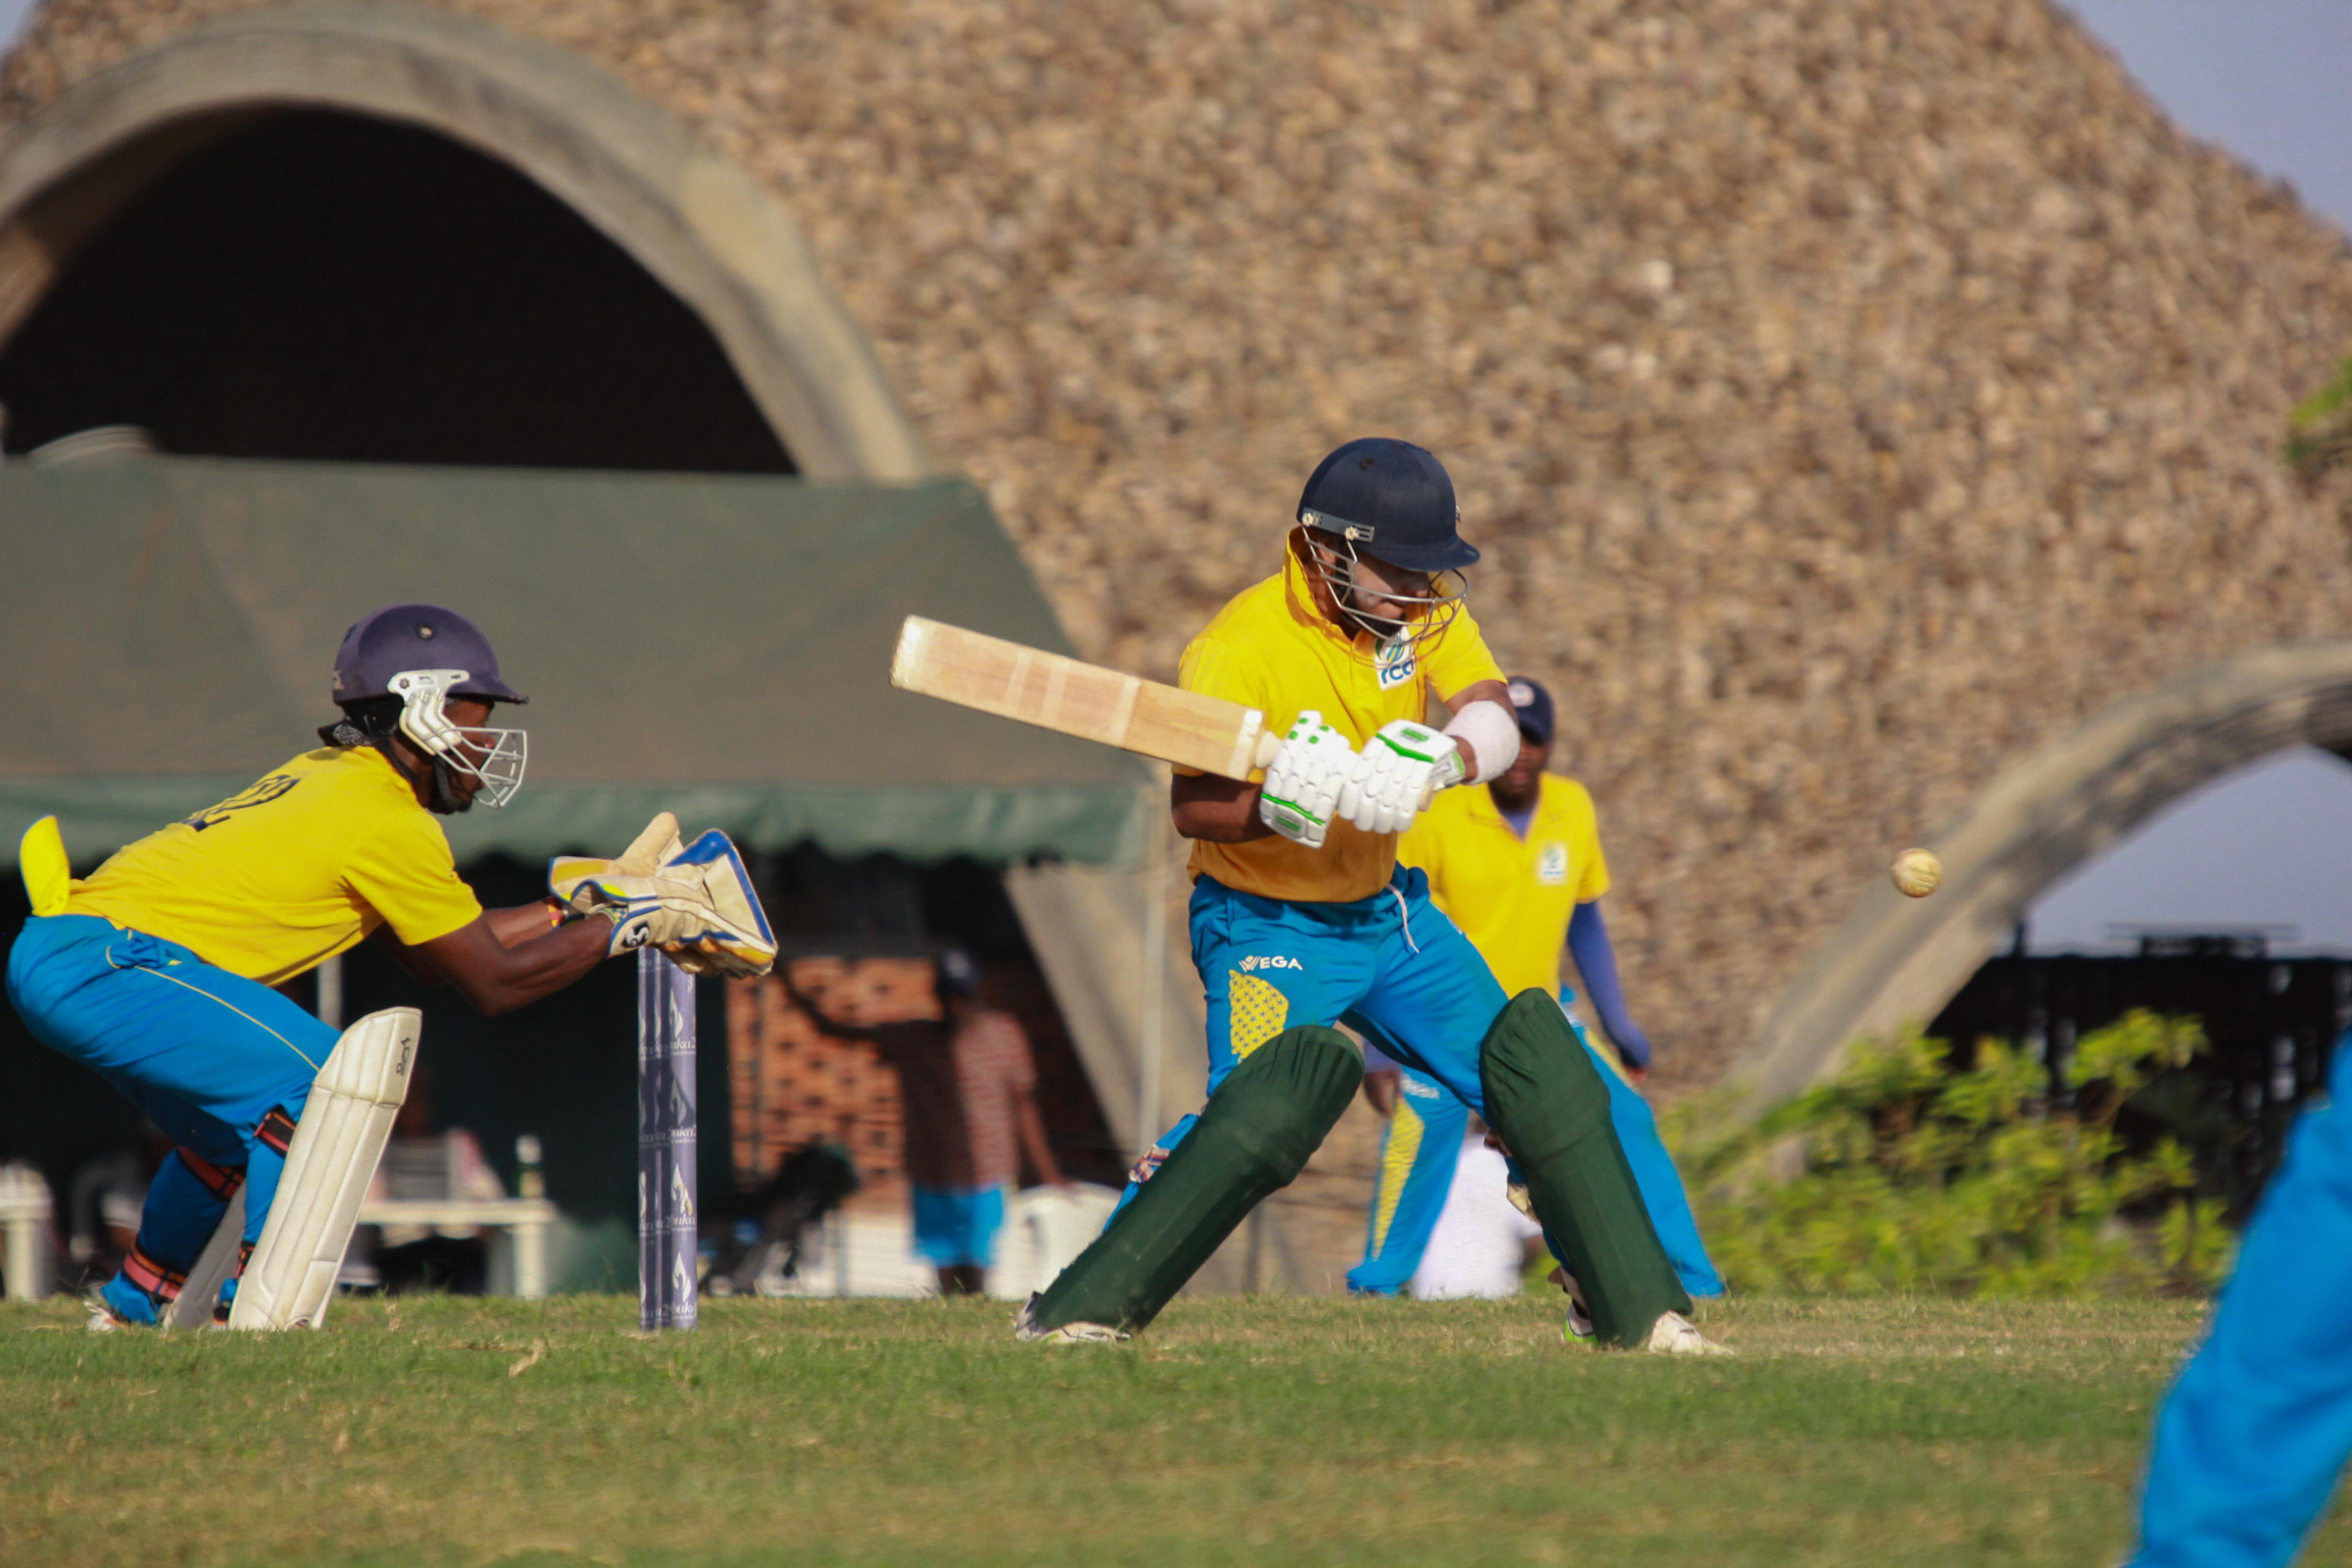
6 604 772 1330
1354 674 1725 1303
1015 440 1719 1354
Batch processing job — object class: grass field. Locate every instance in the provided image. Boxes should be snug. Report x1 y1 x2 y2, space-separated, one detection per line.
2 1293 2334 1567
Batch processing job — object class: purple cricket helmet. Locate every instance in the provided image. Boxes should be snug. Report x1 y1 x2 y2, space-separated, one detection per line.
331 604 527 708
327 604 529 811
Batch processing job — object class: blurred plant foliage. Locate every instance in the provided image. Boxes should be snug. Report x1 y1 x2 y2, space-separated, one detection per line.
1664 1011 2234 1297
2288 356 2352 479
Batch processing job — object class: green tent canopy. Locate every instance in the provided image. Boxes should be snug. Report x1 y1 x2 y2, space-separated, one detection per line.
0 455 1149 868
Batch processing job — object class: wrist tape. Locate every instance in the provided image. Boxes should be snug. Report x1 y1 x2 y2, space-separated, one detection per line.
1443 700 1521 785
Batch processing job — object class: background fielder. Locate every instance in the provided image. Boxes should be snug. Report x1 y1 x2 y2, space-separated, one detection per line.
1352 676 1724 1301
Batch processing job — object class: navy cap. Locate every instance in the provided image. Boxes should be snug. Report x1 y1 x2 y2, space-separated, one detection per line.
935 949 979 998
1296 438 1479 573
1505 675 1554 745
331 604 527 706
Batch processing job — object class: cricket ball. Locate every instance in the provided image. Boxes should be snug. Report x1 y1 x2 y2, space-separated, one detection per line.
1890 848 1942 898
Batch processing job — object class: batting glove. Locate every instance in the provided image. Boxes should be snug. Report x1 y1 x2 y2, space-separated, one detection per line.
1350 719 1464 835
1258 710 1368 849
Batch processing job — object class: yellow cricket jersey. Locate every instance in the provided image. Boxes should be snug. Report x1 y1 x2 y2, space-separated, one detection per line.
65 746 485 986
1179 550 1504 904
1397 772 1610 997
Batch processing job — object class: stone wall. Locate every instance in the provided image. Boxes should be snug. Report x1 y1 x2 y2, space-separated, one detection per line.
11 0 2352 1086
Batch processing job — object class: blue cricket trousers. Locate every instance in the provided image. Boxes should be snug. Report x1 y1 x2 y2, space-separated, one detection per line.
1122 866 1510 1205
6 914 333 1322
1348 993 1725 1299
2129 1031 2352 1568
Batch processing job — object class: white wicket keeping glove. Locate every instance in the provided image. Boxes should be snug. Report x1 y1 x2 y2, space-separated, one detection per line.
1350 719 1465 835
549 817 777 977
1257 710 1368 849
549 813 684 909
649 830 779 979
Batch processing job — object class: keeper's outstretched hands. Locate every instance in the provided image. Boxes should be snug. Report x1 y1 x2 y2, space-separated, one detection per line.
1350 719 1465 835
1257 710 1368 849
549 813 777 977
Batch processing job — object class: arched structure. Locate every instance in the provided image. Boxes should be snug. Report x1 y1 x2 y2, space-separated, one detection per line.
0 2 932 478
1738 638 2352 1108
8 0 2352 1090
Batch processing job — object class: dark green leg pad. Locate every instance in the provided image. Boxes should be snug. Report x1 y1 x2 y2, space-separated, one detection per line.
1479 989 1690 1346
1029 1024 1362 1335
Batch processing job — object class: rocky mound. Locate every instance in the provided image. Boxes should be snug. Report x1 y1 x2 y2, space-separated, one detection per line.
10 0 2352 1082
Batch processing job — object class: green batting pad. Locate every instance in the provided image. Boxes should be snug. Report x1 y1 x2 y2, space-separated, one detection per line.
1028 1024 1362 1335
1480 990 1690 1346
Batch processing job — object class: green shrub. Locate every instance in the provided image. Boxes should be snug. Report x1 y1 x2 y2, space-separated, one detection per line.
2288 355 2352 478
1665 1011 2234 1297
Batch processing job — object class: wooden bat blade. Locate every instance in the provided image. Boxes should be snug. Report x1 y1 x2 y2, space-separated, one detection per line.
890 616 1277 779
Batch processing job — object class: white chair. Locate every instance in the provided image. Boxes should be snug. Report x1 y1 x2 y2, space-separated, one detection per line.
0 1162 54 1302
987 1182 1121 1300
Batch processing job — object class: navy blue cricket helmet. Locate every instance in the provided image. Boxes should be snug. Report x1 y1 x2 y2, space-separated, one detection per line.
1296 438 1479 574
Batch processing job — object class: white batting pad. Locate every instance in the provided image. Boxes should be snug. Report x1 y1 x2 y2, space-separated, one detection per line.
227 1007 420 1330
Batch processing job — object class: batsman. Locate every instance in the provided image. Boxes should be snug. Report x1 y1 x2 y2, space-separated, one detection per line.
6 604 773 1330
1017 439 1718 1352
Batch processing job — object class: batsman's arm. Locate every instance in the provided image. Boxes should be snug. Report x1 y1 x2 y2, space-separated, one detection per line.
1437 678 1512 781
1170 768 1277 843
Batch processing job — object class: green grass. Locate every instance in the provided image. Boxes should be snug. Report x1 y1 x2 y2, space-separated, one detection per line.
1 1294 2332 1567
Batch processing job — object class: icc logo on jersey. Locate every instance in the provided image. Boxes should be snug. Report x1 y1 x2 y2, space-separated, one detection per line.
1537 843 1569 885
1375 638 1416 691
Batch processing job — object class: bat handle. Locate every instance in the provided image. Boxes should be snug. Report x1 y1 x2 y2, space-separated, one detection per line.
1251 728 1281 771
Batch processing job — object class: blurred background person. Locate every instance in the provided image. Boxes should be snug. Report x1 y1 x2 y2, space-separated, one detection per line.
785 951 1066 1295
1353 676 1723 1305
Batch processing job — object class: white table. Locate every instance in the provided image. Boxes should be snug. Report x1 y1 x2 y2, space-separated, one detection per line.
357 1198 559 1298
0 1164 53 1302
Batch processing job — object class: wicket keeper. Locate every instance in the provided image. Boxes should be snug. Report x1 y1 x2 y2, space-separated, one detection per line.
7 604 769 1328
1354 674 1724 1307
1018 439 1716 1352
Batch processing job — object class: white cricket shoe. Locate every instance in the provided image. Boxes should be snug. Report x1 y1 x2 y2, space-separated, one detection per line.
1012 1296 1129 1344
84 1296 131 1333
1642 1310 1733 1356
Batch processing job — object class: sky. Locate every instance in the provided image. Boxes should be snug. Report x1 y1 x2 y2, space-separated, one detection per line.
0 1 2345 943
2063 1 2352 232
2025 750 2352 955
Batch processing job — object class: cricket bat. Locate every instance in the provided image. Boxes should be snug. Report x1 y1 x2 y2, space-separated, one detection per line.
890 616 1281 780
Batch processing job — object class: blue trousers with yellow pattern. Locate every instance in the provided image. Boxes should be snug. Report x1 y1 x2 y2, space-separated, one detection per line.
6 914 329 1324
1124 868 1512 1207
1347 994 1726 1298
